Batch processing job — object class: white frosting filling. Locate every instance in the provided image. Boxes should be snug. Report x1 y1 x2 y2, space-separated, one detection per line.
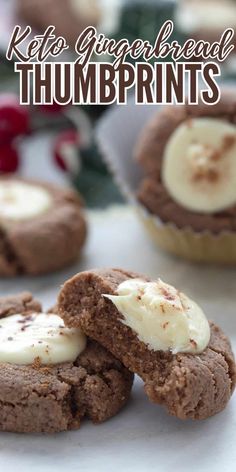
0 313 86 365
0 181 53 221
104 279 210 354
162 118 236 213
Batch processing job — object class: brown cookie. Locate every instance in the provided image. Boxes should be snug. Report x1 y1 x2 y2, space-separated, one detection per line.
0 177 87 276
58 268 236 420
134 89 236 233
17 0 101 48
0 292 133 433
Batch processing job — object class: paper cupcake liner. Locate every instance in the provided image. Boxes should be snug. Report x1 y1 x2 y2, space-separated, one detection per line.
136 205 236 264
96 96 236 264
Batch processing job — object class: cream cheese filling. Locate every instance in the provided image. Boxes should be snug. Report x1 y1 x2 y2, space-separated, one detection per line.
0 313 86 365
104 278 210 354
0 181 53 221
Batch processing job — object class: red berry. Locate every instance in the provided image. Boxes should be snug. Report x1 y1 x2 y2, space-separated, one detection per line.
53 129 80 176
0 94 30 143
39 102 67 114
0 143 19 173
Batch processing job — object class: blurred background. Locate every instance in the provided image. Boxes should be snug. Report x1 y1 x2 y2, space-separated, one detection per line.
0 0 235 208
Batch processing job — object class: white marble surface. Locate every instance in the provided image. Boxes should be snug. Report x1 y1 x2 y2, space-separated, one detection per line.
0 205 235 472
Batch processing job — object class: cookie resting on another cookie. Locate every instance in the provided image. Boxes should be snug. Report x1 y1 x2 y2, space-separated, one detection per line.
0 177 87 276
0 292 133 433
58 268 236 420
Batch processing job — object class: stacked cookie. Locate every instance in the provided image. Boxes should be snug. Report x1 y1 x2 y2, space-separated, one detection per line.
0 266 235 433
58 268 236 421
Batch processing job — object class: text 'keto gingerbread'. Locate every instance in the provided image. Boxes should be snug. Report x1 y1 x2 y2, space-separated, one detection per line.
6 21 235 105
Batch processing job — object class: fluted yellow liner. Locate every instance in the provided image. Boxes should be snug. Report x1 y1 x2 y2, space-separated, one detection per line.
137 206 236 265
